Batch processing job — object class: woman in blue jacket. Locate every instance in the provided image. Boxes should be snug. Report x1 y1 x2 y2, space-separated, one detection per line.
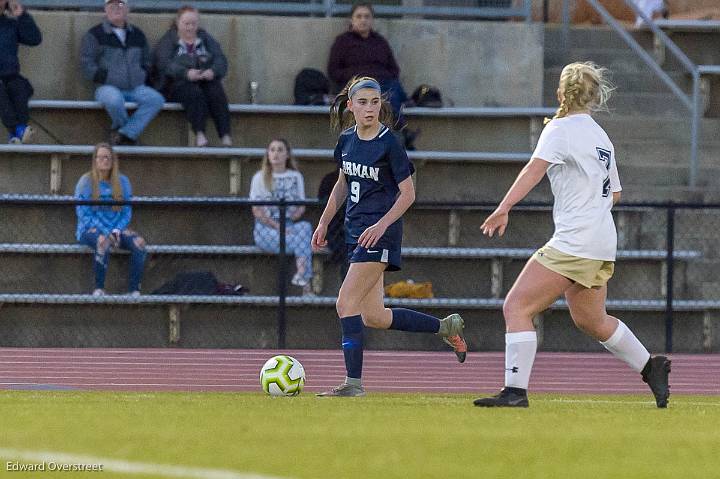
75 143 147 296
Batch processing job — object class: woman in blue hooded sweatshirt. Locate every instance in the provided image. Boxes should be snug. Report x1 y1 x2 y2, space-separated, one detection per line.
75 143 147 296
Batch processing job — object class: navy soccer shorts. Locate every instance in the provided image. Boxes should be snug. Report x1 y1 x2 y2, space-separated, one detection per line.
347 243 402 272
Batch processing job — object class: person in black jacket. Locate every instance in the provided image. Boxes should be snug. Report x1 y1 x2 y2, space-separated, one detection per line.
327 3 417 150
152 6 231 147
0 0 41 144
80 0 164 146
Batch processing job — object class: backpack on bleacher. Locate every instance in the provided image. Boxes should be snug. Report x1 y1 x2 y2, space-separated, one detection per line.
151 271 246 295
410 84 443 108
294 68 330 105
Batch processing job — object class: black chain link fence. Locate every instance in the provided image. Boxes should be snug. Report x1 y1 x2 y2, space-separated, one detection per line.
0 196 716 351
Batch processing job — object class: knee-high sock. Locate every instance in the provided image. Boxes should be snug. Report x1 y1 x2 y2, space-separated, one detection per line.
600 319 651 373
389 308 440 333
505 331 537 390
341 315 364 380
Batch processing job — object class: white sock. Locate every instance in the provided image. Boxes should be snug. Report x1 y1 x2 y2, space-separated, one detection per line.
600 319 651 373
505 331 537 390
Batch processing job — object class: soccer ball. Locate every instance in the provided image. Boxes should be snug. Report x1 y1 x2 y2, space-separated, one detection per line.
260 355 305 396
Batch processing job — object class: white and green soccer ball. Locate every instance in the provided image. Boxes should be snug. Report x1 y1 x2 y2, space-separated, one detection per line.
260 355 306 396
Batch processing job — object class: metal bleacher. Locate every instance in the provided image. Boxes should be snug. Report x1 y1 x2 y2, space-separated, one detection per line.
1 97 714 351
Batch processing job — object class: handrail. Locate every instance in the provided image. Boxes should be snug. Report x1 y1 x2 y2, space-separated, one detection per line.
21 0 533 20
581 0 692 109
624 2 696 75
563 0 709 188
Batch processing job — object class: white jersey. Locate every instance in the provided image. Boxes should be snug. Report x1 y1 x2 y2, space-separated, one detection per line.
532 113 621 261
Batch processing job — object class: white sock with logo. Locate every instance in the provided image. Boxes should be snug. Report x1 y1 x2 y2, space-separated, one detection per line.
504 331 537 390
600 319 651 373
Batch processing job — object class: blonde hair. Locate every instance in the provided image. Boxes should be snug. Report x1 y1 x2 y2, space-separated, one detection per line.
545 62 615 124
330 76 394 132
89 143 124 211
261 138 298 191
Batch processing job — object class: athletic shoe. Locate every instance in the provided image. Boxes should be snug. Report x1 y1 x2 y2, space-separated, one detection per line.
316 383 366 397
8 135 21 144
438 313 467 363
291 272 309 287
473 387 529 408
16 125 34 144
92 289 106 296
110 130 137 146
641 355 671 408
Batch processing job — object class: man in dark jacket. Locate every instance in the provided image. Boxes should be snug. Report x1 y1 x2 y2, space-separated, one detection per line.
327 3 416 149
0 0 41 144
80 0 164 145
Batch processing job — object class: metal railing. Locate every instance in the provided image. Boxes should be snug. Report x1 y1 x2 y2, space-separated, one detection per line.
561 0 720 188
1 194 719 352
22 0 533 20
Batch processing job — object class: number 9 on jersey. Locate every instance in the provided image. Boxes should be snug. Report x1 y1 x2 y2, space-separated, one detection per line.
350 181 360 203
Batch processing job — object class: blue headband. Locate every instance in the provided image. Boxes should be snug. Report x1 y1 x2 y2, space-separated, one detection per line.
349 79 381 98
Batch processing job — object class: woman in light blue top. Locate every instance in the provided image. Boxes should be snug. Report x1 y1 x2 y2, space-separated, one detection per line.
75 143 146 295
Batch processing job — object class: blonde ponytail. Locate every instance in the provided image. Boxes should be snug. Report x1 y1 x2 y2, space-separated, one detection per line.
545 61 615 124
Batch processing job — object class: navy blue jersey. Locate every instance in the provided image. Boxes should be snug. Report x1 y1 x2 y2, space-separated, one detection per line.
334 124 413 247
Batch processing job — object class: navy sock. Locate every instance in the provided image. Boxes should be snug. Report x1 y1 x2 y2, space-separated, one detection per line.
389 308 440 333
340 314 364 379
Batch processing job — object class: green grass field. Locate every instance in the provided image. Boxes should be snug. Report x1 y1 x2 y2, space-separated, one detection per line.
1 391 719 479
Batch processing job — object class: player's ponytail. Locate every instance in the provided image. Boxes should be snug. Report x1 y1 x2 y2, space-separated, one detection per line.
330 76 395 132
545 62 614 124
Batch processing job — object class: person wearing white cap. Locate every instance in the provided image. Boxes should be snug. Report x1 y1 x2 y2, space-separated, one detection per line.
80 0 164 145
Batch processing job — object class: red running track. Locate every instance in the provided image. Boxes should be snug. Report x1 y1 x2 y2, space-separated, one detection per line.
0 348 718 395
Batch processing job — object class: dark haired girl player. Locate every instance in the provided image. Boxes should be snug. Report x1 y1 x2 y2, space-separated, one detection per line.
312 76 467 397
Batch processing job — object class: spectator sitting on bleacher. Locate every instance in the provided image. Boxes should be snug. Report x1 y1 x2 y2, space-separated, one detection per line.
80 0 164 146
327 2 417 150
250 139 314 296
152 5 232 147
0 0 41 144
75 143 147 296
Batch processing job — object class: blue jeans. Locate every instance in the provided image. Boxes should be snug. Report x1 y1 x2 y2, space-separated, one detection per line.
79 229 147 292
379 78 408 128
254 220 313 282
95 85 164 140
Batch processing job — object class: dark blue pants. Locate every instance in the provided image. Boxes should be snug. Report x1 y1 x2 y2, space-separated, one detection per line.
379 78 408 129
79 229 146 292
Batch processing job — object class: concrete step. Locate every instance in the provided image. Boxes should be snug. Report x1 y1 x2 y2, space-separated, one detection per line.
0 202 683 252
28 108 536 152
0 249 680 300
606 92 689 116
1 300 697 352
545 47 653 72
617 140 720 167
544 26 653 51
544 67 691 97
0 151 546 201
595 115 720 143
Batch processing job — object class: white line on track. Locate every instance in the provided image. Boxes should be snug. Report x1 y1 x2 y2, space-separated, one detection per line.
0 448 291 479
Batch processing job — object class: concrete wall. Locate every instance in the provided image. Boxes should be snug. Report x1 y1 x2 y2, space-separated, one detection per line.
18 11 544 107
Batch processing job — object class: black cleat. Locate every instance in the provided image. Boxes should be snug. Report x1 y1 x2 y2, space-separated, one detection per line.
642 355 671 408
473 387 529 408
